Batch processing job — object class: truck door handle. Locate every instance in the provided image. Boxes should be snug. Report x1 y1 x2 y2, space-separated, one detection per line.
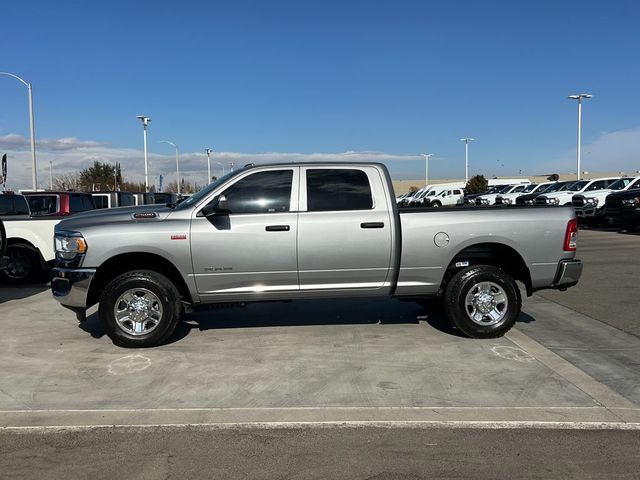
360 222 384 229
265 225 290 232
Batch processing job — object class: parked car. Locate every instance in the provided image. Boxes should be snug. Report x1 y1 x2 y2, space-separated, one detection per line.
51 162 582 348
572 176 640 225
464 185 508 205
535 177 620 206
603 187 640 230
92 191 136 209
24 191 95 216
0 191 31 218
426 187 466 207
516 181 576 205
495 182 554 205
475 184 530 206
1 217 60 283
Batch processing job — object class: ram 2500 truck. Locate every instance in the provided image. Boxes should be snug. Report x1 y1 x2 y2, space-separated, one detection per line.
50 163 582 348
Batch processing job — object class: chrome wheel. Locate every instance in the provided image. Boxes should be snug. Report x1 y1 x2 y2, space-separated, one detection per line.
113 288 163 336
464 281 508 326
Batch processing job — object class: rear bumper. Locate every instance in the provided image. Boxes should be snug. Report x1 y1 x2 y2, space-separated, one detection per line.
51 267 96 309
550 259 583 290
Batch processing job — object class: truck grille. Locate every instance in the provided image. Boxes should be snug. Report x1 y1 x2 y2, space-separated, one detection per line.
535 197 548 205
495 197 504 205
605 196 623 208
572 197 584 207
474 198 483 206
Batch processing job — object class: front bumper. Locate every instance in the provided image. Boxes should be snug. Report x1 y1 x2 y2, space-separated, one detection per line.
550 259 583 290
51 267 96 309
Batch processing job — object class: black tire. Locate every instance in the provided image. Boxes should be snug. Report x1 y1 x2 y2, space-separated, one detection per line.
99 270 183 348
431 201 442 208
0 243 40 284
0 219 6 263
444 265 521 338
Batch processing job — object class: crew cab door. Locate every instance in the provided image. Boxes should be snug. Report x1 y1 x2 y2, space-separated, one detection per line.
190 168 300 298
297 166 393 291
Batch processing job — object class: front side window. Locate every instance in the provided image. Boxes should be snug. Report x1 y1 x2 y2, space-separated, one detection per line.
221 170 293 214
306 169 373 212
0 196 12 214
93 195 108 209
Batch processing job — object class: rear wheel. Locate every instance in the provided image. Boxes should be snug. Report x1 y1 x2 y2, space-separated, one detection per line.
444 265 521 338
99 270 183 348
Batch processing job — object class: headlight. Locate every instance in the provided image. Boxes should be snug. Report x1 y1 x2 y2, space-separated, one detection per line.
503 198 512 205
622 197 640 207
55 231 87 260
548 197 560 205
585 198 599 206
525 199 535 205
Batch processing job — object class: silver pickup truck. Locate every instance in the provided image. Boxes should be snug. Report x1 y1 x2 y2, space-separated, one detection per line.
51 163 582 347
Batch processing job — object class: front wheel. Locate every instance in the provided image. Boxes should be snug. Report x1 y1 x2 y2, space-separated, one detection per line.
99 270 183 348
430 201 441 208
0 244 40 284
444 265 521 338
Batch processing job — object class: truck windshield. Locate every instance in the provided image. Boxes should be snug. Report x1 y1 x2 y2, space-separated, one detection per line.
608 178 634 190
522 184 538 193
175 169 247 209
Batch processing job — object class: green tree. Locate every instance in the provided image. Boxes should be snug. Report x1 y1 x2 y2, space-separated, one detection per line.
79 161 122 191
465 174 488 194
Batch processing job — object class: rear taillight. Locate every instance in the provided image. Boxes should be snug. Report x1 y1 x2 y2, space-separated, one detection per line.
564 218 578 251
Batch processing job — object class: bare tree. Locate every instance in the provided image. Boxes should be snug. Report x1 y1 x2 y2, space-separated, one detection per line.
53 172 82 191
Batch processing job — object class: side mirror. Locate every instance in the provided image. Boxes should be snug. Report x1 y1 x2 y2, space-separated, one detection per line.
216 195 229 212
198 195 230 217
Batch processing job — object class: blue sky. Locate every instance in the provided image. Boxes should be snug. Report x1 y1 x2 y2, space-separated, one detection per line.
2 0 640 189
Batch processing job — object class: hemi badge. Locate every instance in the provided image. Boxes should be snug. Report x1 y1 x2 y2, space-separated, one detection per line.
133 212 157 219
171 234 187 240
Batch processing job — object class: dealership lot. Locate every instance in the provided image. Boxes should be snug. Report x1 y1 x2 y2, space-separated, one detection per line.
0 228 639 428
1 227 640 477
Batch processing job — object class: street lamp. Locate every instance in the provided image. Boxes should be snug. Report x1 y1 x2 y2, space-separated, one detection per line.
205 148 213 183
568 94 592 180
160 140 180 194
420 153 434 186
49 159 54 190
460 138 475 183
136 115 152 191
0 72 37 190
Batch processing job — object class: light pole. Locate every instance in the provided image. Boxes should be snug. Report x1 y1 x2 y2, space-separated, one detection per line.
136 116 152 191
460 138 475 183
205 148 213 183
215 161 225 176
49 159 54 190
1 72 37 190
568 94 592 180
420 153 434 186
160 140 180 194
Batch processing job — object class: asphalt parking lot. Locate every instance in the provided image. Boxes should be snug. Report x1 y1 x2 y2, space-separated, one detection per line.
1 228 639 478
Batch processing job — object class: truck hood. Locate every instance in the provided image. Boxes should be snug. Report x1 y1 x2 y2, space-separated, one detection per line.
56 205 175 232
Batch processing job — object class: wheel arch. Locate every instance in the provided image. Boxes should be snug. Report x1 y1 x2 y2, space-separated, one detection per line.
443 242 532 296
87 252 193 308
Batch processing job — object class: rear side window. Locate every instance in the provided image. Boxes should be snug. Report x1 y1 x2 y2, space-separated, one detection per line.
306 169 373 212
221 170 293 214
82 196 95 210
28 195 57 215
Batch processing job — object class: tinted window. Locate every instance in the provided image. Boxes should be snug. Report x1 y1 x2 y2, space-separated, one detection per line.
222 170 293 214
70 195 91 213
93 195 108 209
628 179 640 190
28 195 57 215
118 193 135 206
0 196 12 214
82 196 95 210
14 196 30 214
306 169 373 212
570 181 589 191
512 185 526 193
